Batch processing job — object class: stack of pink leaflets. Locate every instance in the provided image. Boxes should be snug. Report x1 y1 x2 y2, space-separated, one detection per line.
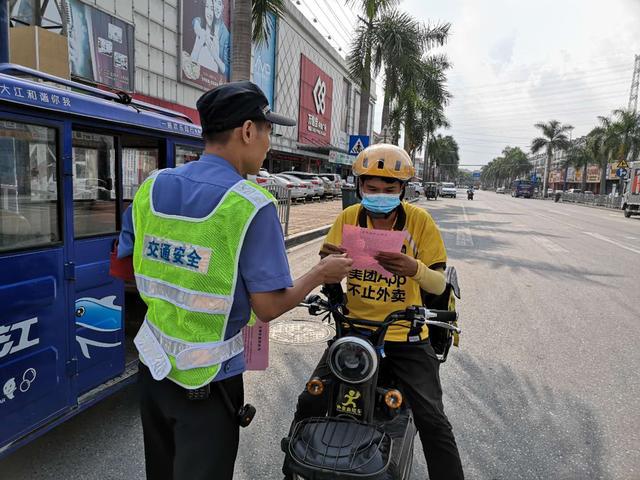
341 225 407 278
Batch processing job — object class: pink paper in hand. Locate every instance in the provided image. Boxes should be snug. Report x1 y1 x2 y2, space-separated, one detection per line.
342 225 406 278
243 319 269 370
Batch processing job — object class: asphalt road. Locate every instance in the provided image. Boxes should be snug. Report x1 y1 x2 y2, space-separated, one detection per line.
2 191 639 479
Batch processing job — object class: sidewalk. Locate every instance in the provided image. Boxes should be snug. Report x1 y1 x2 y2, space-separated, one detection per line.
286 198 343 237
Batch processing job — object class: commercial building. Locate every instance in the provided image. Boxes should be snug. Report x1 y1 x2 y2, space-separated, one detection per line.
527 138 620 194
5 0 372 176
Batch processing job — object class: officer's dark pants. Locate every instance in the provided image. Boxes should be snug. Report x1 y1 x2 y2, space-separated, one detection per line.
138 363 243 480
292 340 464 480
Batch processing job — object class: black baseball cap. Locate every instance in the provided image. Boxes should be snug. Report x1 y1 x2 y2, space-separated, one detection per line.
196 81 296 134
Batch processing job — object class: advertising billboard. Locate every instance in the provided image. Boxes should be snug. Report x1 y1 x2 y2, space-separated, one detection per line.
180 0 231 90
252 13 276 106
66 0 135 91
298 55 333 145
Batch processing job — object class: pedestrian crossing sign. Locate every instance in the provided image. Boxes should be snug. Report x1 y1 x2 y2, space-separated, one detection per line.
349 135 370 156
617 159 629 169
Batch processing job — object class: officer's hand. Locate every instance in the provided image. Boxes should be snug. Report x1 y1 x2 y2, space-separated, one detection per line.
374 252 418 277
317 254 353 283
319 243 347 259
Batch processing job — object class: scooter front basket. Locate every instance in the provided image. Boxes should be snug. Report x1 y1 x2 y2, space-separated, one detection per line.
285 417 392 480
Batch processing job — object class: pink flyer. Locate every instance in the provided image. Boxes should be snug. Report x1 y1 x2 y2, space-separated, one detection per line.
243 319 269 371
342 225 406 278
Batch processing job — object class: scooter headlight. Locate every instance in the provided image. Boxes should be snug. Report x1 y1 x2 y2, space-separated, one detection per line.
327 337 377 384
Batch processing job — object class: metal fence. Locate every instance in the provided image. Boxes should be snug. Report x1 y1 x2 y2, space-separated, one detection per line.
559 193 623 209
265 185 292 236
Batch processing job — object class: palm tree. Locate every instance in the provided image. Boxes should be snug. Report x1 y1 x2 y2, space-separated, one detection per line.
428 134 459 181
347 0 400 134
503 146 532 182
565 141 591 193
531 120 573 197
374 17 450 133
611 108 640 162
230 0 285 82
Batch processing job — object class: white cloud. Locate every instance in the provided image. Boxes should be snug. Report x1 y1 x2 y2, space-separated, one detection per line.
385 0 640 167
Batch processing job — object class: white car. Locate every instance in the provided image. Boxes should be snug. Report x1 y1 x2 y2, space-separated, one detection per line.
440 182 457 198
247 169 276 188
282 171 325 198
273 174 306 200
318 173 342 196
409 182 424 196
276 174 312 200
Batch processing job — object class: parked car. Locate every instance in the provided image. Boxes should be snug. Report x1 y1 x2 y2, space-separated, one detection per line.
247 168 277 188
319 176 336 197
567 188 582 193
318 173 342 196
272 174 306 200
440 182 457 198
282 171 325 198
408 182 424 196
496 186 506 194
277 173 314 200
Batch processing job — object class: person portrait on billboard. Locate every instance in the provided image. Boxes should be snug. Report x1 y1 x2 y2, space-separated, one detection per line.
189 0 230 75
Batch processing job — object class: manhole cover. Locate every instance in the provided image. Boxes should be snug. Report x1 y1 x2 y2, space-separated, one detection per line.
270 319 335 345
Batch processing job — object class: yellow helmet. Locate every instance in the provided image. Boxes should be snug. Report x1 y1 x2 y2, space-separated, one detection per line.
352 143 415 181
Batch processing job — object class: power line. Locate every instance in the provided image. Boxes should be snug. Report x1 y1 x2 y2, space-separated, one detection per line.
445 54 636 79
448 68 632 97
446 90 628 111
309 0 353 46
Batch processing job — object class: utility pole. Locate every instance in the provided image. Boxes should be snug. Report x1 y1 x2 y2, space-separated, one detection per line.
0 0 9 64
629 54 640 114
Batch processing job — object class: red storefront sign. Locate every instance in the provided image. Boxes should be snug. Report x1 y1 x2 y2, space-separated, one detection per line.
298 55 333 145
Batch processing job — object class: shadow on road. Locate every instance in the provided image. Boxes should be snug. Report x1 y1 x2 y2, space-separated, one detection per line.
446 352 607 480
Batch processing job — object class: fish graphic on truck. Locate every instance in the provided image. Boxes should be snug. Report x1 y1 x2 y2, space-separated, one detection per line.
75 296 123 359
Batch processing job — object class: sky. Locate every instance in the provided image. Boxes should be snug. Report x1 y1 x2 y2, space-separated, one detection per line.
293 0 640 169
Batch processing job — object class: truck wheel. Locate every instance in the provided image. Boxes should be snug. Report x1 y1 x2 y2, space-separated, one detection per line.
624 206 632 218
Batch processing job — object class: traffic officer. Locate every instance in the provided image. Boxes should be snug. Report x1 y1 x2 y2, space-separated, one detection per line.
117 81 352 480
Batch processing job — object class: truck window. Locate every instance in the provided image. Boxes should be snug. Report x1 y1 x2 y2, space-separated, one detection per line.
122 135 161 211
0 120 60 252
72 131 117 237
175 144 201 166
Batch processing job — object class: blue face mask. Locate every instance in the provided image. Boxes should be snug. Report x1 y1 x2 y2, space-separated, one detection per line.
361 193 401 214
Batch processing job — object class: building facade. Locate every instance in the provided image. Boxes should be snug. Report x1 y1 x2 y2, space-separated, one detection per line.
527 138 620 194
7 0 372 176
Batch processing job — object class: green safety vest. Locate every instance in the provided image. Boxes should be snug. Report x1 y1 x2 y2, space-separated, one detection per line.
132 172 275 389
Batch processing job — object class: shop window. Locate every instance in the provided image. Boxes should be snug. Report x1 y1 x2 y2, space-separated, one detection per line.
0 120 60 251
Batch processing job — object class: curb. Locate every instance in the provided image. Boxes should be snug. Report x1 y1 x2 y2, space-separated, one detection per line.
284 225 332 249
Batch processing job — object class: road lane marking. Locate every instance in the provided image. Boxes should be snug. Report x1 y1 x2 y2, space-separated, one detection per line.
534 236 568 254
583 232 640 255
547 210 572 217
456 204 474 247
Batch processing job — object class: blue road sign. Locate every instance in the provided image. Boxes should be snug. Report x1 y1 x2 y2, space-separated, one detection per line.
617 168 628 178
472 172 481 179
349 135 370 156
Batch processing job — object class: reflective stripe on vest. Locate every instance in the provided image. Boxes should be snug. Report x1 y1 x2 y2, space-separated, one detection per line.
145 320 244 370
135 273 232 314
132 176 275 388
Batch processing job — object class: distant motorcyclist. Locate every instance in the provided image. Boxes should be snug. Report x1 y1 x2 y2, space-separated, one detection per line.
467 186 474 200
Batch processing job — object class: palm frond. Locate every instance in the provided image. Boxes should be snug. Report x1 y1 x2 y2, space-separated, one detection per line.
251 0 286 45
